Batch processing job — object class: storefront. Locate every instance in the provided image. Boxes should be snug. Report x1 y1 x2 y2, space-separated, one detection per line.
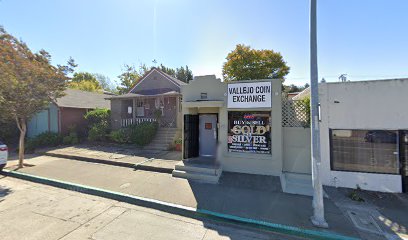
180 75 283 177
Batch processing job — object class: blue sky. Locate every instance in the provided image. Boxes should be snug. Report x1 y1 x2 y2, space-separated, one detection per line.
1 0 407 86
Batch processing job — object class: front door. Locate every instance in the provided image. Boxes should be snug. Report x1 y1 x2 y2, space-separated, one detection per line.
400 130 408 193
199 114 217 157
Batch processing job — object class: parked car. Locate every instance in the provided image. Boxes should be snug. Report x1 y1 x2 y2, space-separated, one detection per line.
0 140 8 170
364 130 397 144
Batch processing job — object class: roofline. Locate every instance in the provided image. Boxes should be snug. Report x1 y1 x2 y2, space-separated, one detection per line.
324 78 408 85
128 68 181 93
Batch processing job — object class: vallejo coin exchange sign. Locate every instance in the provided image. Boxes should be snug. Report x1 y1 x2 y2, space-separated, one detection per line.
227 82 272 108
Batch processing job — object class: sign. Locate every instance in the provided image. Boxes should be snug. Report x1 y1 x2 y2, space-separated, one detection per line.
227 112 271 154
227 82 272 108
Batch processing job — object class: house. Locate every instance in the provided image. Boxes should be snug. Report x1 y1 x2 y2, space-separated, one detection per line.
108 67 186 150
27 89 112 138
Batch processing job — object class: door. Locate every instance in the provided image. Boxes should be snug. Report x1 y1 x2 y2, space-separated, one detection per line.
400 130 408 193
199 114 217 157
184 115 199 159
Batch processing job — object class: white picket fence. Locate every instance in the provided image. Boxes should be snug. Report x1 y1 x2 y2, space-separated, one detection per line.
121 118 157 128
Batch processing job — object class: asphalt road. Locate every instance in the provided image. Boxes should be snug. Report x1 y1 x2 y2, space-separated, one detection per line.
0 176 305 240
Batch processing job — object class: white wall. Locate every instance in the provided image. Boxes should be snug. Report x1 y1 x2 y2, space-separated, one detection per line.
319 79 408 192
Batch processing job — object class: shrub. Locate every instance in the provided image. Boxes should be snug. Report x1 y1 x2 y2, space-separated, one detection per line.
84 108 110 127
129 122 158 146
63 132 79 145
84 108 111 141
88 123 109 142
23 132 63 152
109 129 130 143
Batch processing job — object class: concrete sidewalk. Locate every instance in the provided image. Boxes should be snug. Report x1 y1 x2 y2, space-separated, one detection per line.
10 144 182 173
0 176 302 240
5 155 360 239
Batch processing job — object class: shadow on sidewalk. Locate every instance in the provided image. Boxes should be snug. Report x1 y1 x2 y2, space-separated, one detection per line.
188 172 360 239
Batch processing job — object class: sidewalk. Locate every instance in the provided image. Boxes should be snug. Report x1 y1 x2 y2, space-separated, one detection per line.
5 155 360 239
0 176 301 240
10 144 182 173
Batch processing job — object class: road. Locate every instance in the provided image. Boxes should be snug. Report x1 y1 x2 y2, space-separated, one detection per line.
0 176 304 240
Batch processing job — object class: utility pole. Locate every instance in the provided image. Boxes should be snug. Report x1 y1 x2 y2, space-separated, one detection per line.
310 0 328 228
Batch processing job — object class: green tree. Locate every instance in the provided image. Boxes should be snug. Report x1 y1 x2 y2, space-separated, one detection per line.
176 65 193 83
0 27 68 167
158 64 176 77
68 72 103 92
116 64 141 94
222 44 290 82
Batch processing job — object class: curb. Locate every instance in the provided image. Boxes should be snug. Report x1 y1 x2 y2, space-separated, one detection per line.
1 169 359 240
43 152 174 174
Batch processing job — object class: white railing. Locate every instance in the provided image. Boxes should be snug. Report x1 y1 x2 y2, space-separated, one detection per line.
121 118 157 128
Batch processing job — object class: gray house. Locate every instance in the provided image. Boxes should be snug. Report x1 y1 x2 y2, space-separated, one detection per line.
108 67 186 150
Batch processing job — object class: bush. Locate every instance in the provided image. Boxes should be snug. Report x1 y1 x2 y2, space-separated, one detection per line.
63 132 79 145
24 131 63 151
84 108 111 141
88 123 109 142
84 108 110 127
109 129 130 143
129 122 158 146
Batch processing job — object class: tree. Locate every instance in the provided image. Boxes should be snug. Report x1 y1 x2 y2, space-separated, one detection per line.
94 73 117 94
68 72 103 92
176 65 193 83
222 44 290 82
116 64 141 94
158 64 176 77
0 27 68 168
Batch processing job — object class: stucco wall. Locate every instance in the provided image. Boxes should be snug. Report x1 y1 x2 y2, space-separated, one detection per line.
282 127 311 174
319 79 408 192
182 77 283 176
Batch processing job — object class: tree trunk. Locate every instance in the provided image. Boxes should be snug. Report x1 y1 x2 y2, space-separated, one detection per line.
18 120 26 168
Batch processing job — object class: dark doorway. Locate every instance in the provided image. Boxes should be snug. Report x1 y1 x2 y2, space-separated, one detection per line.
400 130 408 193
184 115 199 159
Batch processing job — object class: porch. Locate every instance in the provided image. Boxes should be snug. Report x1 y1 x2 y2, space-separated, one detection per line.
109 92 182 129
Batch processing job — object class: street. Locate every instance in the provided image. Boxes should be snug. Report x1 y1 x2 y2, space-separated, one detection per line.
0 176 303 240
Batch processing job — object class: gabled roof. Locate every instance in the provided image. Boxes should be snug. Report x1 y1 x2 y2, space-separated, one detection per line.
128 67 187 93
55 89 111 109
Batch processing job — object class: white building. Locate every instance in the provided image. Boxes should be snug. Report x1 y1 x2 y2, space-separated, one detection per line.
319 78 408 193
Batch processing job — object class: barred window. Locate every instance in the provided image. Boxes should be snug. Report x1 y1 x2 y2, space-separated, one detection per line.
330 129 399 174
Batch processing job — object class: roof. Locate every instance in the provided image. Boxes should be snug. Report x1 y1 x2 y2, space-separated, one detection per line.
292 87 310 100
128 67 187 94
106 90 180 99
55 89 111 109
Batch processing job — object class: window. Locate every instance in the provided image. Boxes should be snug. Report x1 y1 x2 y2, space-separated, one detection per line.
330 129 399 174
227 111 271 154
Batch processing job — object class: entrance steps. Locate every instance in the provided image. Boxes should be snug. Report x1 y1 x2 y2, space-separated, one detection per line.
145 128 179 151
281 172 313 196
172 160 222 184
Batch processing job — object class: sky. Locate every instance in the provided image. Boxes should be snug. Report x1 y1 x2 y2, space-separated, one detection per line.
0 0 407 86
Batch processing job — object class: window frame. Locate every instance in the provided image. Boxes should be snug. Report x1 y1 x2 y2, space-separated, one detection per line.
329 128 400 175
